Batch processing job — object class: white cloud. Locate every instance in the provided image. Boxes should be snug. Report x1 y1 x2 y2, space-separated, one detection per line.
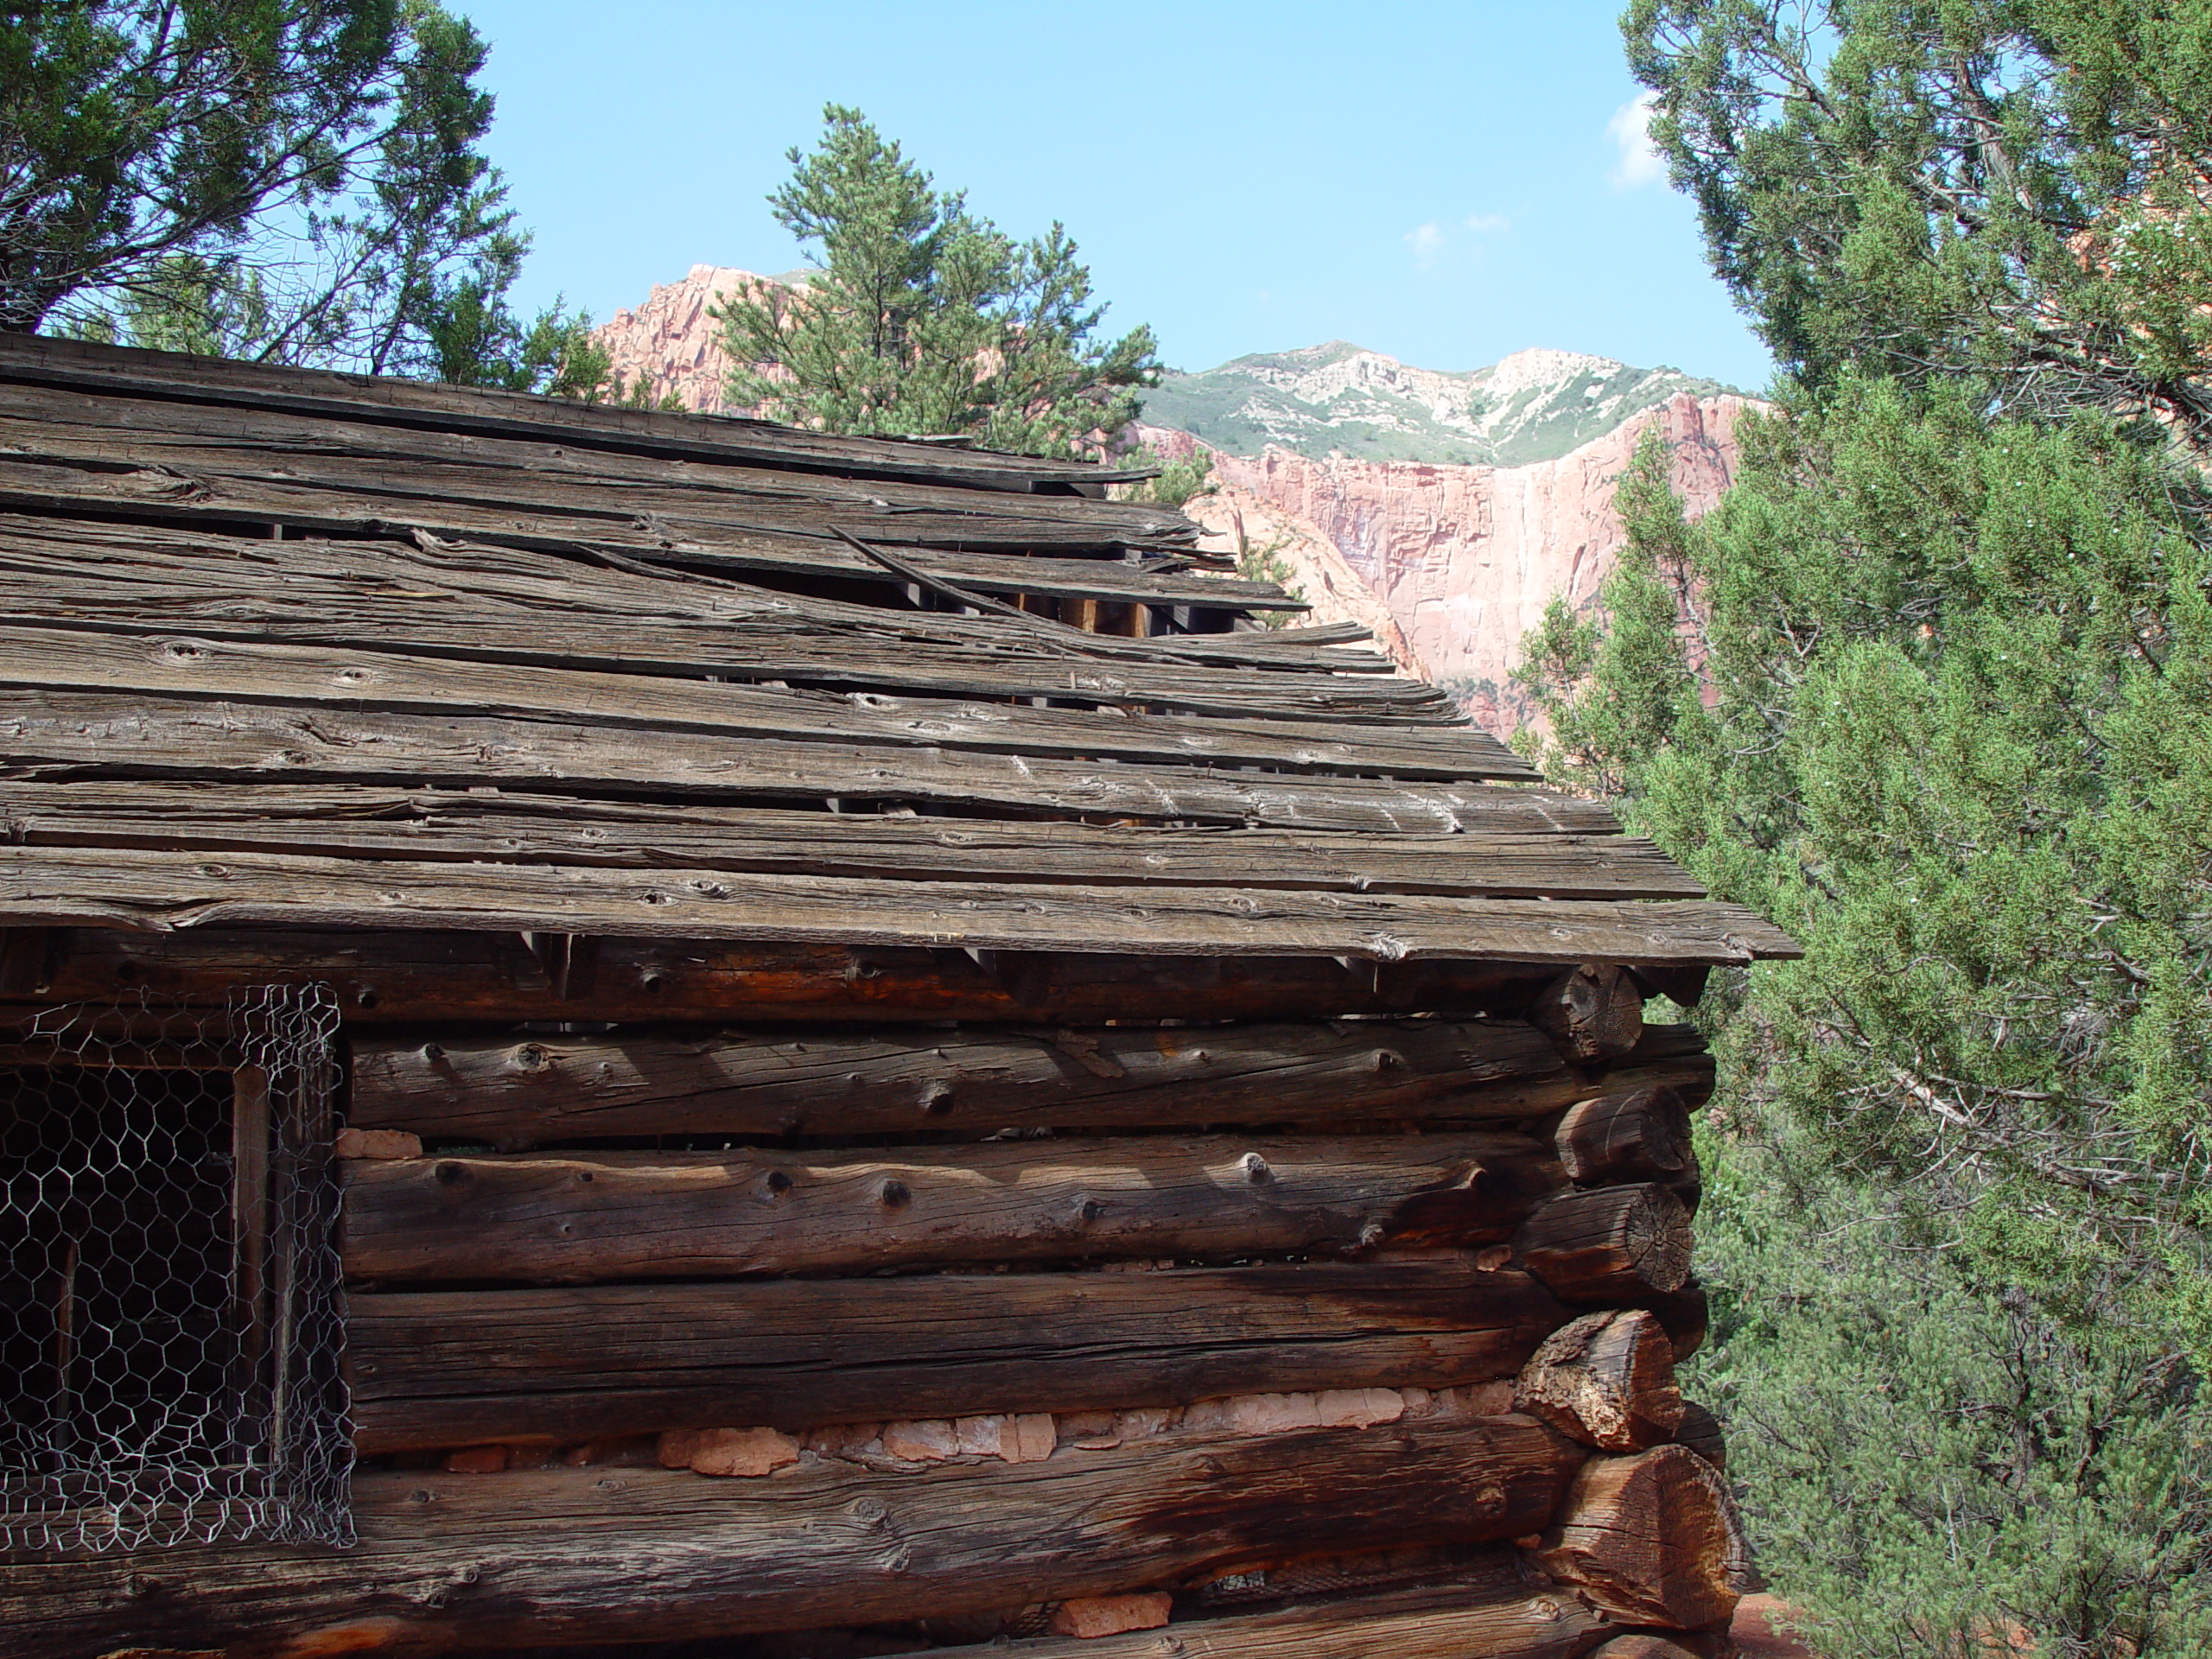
1405 213 1510 270
1607 91 1666 189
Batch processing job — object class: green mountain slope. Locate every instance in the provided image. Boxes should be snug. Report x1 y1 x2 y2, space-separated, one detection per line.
1141 341 1737 466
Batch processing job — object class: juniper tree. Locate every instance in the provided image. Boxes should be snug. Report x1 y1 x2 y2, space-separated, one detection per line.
1624 0 2212 445
6 0 594 391
1503 5 2212 1648
1518 381 2212 1656
716 105 1159 456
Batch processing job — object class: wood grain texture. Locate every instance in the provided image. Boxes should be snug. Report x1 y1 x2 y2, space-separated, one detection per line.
0 329 1161 495
338 1131 1567 1283
342 1262 1573 1451
19 925 1603 1026
0 692 1555 834
0 624 1535 782
344 1020 1577 1144
1553 1089 1695 1184
0 782 1702 902
1534 1446 1750 1630
1515 1185 1696 1302
0 842 1796 965
0 526 1413 721
908 1567 1613 1659
0 1417 1587 1657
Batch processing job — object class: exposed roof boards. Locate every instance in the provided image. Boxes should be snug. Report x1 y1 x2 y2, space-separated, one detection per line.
0 333 1797 969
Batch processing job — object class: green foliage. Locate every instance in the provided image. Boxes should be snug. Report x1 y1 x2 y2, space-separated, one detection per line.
1624 0 2212 442
8 0 579 390
1691 1118 2212 1657
1110 444 1214 509
716 105 1160 457
1519 384 2212 1651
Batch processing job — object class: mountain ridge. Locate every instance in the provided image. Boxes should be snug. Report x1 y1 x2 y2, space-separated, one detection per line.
588 267 1750 736
1144 340 1738 467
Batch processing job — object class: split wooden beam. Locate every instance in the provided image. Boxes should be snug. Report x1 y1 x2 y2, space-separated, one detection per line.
342 1262 1572 1452
0 1417 1587 1658
339 1131 1567 1285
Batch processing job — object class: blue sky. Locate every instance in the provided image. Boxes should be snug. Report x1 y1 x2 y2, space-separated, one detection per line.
459 2 1773 389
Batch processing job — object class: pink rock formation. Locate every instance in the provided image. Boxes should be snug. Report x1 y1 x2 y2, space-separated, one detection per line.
594 264 788 411
592 270 1748 740
1140 394 1747 734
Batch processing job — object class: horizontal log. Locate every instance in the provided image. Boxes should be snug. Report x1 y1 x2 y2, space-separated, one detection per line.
1533 1446 1749 1630
1511 1310 1684 1452
1515 1185 1695 1303
0 843 1789 968
346 1020 1578 1144
912 1567 1612 1659
0 1417 1586 1659
0 782 1701 902
339 1132 1568 1284
0 623 1533 783
1528 963 1645 1065
25 926 1603 1026
1553 1088 1694 1184
343 1262 1573 1452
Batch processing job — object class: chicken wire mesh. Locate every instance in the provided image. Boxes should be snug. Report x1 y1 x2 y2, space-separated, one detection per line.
0 983 351 1553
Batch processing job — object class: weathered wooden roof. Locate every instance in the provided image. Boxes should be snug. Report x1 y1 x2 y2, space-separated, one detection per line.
0 333 1798 968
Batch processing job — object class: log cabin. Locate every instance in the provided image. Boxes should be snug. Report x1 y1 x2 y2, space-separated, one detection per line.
0 332 1797 1659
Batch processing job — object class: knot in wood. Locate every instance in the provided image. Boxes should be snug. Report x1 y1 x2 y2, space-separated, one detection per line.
764 1169 793 1196
878 1178 912 1210
849 1497 888 1525
434 1160 469 1188
1239 1152 1272 1185
1471 1483 1508 1516
918 1080 955 1116
510 1042 549 1071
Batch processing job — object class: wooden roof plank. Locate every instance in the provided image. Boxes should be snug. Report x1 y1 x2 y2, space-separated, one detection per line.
0 382 1200 543
0 693 1574 831
0 782 1696 899
0 508 1383 677
0 331 1158 494
0 623 1539 781
0 528 1443 722
0 843 1803 963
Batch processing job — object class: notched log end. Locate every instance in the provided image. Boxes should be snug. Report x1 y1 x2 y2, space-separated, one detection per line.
1512 1308 1684 1451
1533 1444 1750 1630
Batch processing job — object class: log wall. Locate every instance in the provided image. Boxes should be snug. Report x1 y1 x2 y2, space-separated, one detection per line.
3 1000 1744 1659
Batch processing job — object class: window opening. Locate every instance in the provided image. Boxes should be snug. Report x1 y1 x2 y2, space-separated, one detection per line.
0 984 350 1552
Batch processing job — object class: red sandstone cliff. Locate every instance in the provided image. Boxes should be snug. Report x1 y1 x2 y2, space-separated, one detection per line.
592 271 1749 737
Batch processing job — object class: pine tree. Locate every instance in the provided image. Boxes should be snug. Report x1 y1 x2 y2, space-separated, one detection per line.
9 0 592 391
1505 5 2212 1648
715 106 1159 457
